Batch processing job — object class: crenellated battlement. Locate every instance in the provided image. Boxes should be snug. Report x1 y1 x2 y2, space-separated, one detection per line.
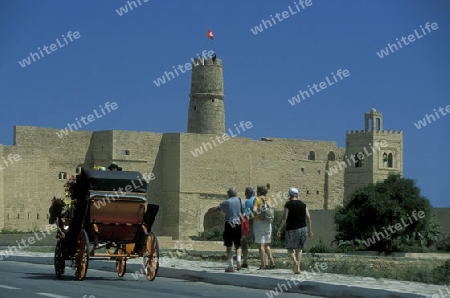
192 57 222 66
346 129 403 135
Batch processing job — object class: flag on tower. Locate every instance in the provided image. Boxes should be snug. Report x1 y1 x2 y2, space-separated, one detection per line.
206 29 214 40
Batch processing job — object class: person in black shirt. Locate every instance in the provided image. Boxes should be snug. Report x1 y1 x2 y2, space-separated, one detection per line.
276 187 313 274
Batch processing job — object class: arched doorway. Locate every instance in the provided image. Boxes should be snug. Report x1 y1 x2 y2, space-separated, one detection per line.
203 207 224 231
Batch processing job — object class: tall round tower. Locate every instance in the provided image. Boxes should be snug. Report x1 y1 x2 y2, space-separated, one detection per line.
187 55 225 134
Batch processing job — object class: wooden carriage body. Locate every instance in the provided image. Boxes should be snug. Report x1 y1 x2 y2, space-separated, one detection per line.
87 192 147 244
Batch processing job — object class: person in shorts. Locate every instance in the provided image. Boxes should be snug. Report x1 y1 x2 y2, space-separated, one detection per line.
240 186 256 268
218 186 244 272
277 187 313 274
252 185 275 269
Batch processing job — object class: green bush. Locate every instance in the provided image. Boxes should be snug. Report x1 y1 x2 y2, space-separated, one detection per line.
0 229 28 234
436 235 450 252
334 174 440 253
190 225 223 241
269 210 285 248
309 243 331 253
432 259 450 284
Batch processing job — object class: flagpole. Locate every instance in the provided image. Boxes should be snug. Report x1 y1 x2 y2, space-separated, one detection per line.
206 29 215 59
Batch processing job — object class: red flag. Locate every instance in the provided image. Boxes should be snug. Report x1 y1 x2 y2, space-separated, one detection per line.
206 29 214 40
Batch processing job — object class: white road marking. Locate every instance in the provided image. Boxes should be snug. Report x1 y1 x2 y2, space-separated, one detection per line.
36 293 72 298
0 284 20 289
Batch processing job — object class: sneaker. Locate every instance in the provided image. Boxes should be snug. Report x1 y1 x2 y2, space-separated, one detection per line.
225 267 234 272
241 263 248 268
236 262 242 270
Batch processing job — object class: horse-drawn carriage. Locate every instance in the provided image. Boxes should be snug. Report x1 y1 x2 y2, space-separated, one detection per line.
50 168 159 281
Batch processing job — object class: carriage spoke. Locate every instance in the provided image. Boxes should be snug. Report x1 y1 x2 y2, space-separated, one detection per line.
54 239 65 277
75 230 89 281
143 231 159 281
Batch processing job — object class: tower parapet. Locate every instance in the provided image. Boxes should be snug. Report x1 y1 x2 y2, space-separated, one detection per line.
365 108 383 131
187 55 225 134
346 130 403 135
192 57 222 66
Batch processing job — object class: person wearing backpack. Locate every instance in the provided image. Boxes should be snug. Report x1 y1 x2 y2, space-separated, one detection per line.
252 185 275 269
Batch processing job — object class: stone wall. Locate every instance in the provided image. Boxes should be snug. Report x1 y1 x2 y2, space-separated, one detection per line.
303 208 450 249
180 133 344 205
175 133 345 239
0 127 349 237
0 127 167 232
2 126 92 231
0 145 4 231
1 126 446 248
433 208 450 238
308 210 337 247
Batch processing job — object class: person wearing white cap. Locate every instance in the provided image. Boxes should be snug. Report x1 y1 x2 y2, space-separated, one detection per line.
276 187 313 274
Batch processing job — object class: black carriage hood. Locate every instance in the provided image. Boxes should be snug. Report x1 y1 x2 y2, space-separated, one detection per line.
75 169 148 198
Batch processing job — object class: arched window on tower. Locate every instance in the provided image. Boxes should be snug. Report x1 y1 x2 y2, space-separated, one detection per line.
376 118 381 131
327 151 336 161
355 152 364 168
383 153 388 167
388 153 393 168
367 120 372 131
308 151 315 161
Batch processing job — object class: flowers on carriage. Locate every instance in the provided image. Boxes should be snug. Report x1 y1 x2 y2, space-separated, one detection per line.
93 165 106 170
61 175 77 219
64 175 76 199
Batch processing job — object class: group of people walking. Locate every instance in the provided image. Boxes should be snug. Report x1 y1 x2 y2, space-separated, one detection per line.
217 185 313 274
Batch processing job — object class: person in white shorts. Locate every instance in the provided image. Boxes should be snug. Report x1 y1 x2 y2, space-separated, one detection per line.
252 185 275 269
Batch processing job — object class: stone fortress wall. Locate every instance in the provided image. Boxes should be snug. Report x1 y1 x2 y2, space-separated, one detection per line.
0 126 446 242
0 126 346 240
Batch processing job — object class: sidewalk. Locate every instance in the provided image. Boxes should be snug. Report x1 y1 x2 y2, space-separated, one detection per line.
2 251 441 298
127 257 436 298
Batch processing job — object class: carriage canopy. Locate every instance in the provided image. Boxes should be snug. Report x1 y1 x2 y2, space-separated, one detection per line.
75 169 148 199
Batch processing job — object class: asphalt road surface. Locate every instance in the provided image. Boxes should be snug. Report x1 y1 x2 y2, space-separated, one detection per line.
0 259 323 298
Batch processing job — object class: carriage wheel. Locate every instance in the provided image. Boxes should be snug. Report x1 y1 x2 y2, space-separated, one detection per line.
54 239 65 277
115 247 127 277
143 231 159 281
75 230 89 281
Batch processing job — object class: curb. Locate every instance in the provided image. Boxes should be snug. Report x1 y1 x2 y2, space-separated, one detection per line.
3 256 429 298
154 267 425 298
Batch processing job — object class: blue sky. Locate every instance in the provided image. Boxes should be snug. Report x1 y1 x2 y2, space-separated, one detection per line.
0 0 449 207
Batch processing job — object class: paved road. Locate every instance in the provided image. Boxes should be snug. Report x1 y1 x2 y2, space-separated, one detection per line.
0 260 324 298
